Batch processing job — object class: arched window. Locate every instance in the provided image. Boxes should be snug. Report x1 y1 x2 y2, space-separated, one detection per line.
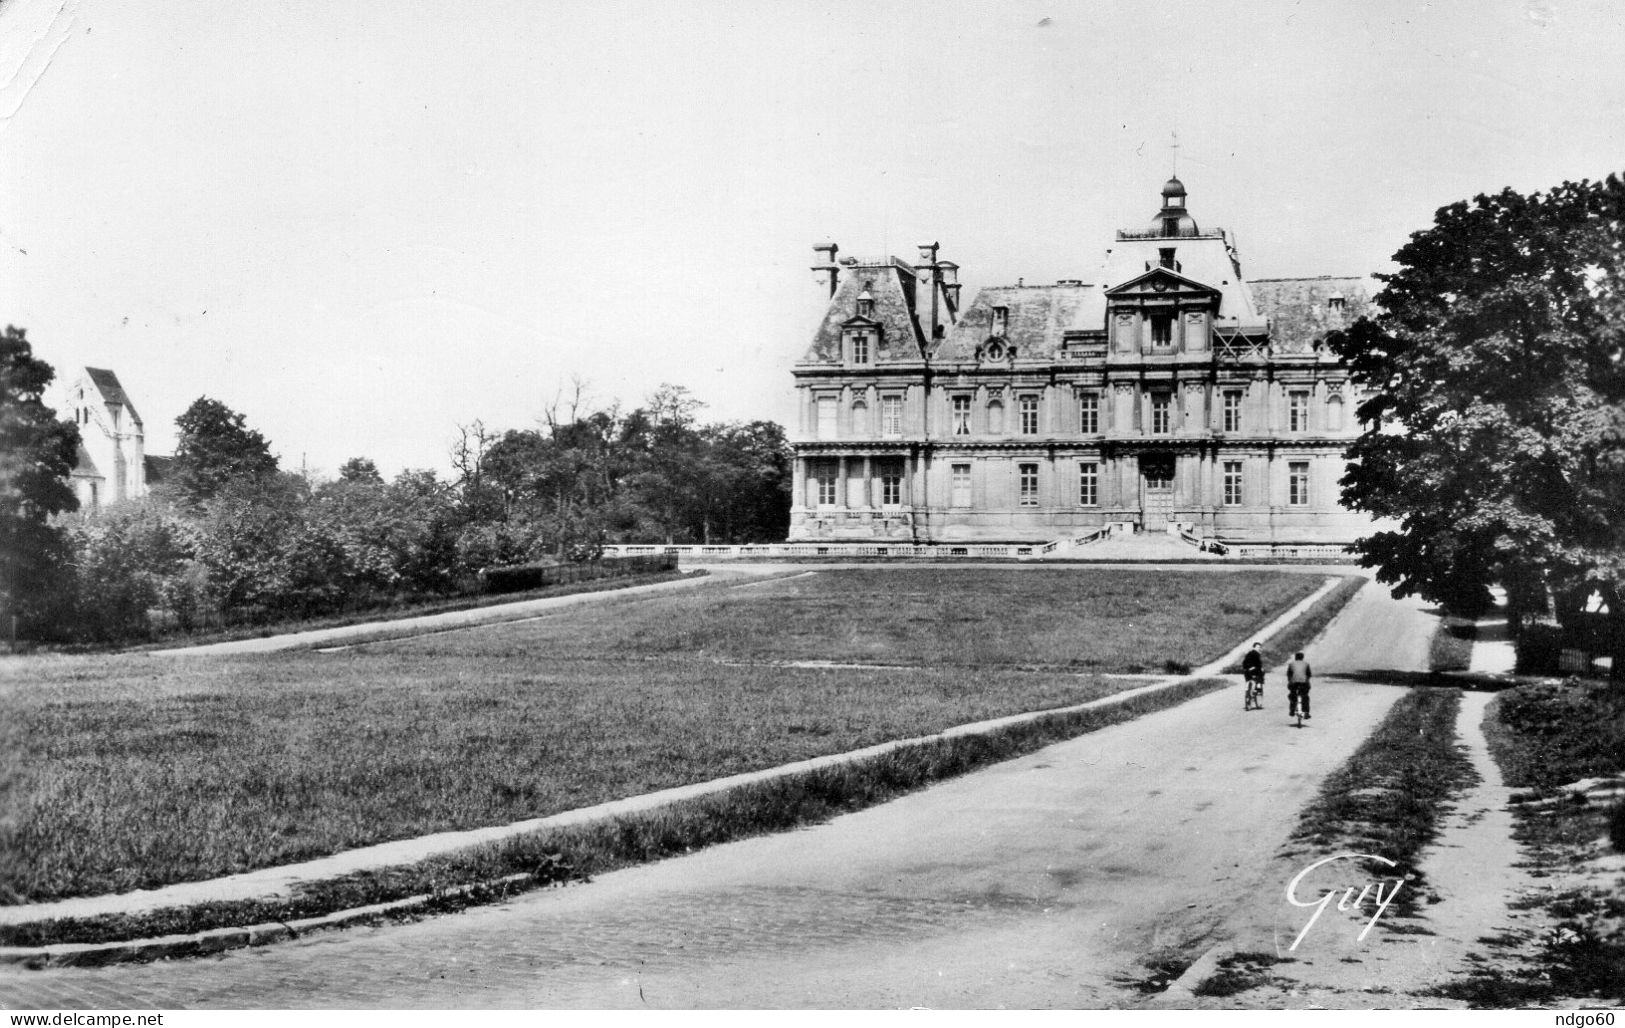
851 400 869 436
987 400 1005 434
1327 395 1345 431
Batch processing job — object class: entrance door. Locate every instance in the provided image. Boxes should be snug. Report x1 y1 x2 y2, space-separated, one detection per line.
1141 455 1175 530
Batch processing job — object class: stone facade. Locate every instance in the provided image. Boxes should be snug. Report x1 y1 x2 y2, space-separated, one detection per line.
789 179 1379 545
62 367 149 510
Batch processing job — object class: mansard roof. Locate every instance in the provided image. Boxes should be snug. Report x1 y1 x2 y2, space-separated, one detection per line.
936 282 1098 362
801 258 947 363
1251 276 1378 354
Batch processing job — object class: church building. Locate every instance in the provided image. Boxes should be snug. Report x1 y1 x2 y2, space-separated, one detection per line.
61 367 162 510
788 178 1377 547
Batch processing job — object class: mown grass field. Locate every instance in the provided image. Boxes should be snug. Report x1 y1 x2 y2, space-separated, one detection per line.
397 566 1327 671
0 566 1325 904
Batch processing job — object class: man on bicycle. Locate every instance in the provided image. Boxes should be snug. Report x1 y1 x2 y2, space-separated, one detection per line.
1241 643 1267 698
1287 651 1313 719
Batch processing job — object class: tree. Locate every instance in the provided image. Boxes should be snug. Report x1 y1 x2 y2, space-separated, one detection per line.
337 457 382 484
0 326 80 636
701 420 792 543
61 503 195 640
1331 174 1625 675
624 384 708 543
171 396 278 504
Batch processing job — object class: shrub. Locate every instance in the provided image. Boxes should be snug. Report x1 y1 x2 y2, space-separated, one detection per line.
1515 623 1565 674
1610 803 1625 854
480 554 677 595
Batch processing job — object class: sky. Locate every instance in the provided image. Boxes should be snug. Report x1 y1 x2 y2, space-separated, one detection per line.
3 0 1623 480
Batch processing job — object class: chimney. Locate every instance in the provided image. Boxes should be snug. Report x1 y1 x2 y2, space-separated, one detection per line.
811 242 840 299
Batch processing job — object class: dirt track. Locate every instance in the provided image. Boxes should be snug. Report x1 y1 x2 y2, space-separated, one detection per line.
0 578 1441 1009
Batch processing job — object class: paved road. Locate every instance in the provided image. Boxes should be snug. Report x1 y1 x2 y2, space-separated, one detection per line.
0 579 1437 1009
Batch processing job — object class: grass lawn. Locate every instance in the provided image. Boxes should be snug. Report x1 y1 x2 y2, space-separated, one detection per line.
395 566 1327 672
0 566 1324 905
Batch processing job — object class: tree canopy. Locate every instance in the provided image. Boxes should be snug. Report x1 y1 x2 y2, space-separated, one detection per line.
33 380 788 644
170 396 279 503
1331 174 1624 665
0 326 80 631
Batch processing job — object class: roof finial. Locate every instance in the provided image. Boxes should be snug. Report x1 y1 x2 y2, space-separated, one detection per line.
1171 128 1179 177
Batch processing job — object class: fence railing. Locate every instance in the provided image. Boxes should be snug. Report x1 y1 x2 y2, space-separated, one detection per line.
1221 542 1355 560
601 542 1042 560
600 536 1356 562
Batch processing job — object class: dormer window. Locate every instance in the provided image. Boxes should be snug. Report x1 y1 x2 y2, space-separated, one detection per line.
1328 294 1346 314
851 333 870 364
855 282 876 319
992 305 1009 336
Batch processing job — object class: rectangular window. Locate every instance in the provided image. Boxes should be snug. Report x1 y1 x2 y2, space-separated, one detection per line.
1289 461 1310 506
1289 390 1310 432
1078 392 1099 434
850 401 868 436
1223 391 1242 433
1150 315 1174 350
880 472 902 506
1019 395 1039 435
881 396 902 435
814 468 836 507
952 396 971 435
951 463 972 507
1018 463 1039 507
1223 461 1243 506
1078 461 1098 506
816 397 837 439
851 333 869 364
1150 393 1171 434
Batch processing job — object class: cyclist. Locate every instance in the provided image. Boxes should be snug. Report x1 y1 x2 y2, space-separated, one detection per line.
1287 651 1313 720
1241 642 1265 709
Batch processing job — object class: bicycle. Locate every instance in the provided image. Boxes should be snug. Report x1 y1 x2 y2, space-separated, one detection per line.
1243 669 1264 711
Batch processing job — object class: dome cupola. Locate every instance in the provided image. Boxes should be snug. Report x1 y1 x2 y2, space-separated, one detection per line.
1149 176 1200 237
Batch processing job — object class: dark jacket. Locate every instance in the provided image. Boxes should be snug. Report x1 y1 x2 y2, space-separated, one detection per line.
1242 650 1264 675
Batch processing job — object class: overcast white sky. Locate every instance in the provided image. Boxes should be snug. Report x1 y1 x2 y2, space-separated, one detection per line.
3 0 1623 479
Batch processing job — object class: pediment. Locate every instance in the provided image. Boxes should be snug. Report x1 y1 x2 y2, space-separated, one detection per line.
840 314 882 330
1105 267 1220 298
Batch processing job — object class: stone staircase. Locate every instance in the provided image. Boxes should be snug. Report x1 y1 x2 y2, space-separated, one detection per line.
1062 527 1222 561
